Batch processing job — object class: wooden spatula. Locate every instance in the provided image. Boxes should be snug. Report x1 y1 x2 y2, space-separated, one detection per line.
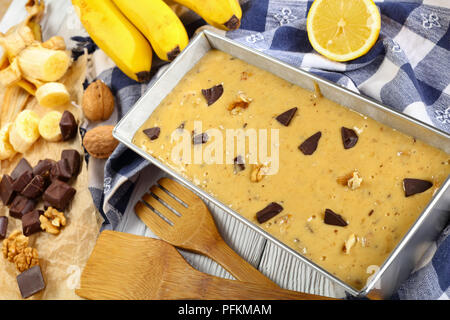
76 231 336 300
135 177 278 288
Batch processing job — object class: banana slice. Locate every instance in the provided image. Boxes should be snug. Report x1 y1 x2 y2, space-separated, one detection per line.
9 110 40 153
0 123 17 160
36 82 70 108
38 111 63 142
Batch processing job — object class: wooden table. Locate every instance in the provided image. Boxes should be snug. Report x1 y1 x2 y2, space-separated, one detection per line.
0 0 12 21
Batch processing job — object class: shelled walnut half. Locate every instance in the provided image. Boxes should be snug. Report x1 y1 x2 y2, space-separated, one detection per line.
40 207 66 235
2 230 39 272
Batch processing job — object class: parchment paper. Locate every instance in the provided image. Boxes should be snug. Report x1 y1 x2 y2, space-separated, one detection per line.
0 55 103 300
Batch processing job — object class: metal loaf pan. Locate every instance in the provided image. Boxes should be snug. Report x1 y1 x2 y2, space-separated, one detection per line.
113 30 450 298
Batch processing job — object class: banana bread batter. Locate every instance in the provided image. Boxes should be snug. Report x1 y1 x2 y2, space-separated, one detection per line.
133 50 450 289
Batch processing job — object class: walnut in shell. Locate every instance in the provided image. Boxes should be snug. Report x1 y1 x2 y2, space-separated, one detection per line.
83 125 119 159
82 80 114 122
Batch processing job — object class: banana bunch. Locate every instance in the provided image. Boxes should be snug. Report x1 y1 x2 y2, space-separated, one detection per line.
0 1 72 108
72 0 242 82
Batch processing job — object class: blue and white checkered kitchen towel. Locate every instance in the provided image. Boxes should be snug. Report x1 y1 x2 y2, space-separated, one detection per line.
72 0 449 300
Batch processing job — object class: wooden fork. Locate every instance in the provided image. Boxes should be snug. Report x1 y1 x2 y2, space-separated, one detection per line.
135 177 279 288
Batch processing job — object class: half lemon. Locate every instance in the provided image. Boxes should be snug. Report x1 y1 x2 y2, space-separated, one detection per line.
306 0 381 62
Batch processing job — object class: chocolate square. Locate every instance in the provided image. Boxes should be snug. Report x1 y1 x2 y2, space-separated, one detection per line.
43 180 76 211
21 175 46 199
11 158 32 180
22 210 43 236
0 216 8 239
12 171 34 192
33 159 56 179
50 159 72 182
59 110 78 141
0 175 16 206
256 202 283 224
61 149 81 177
143 127 160 141
9 195 36 220
17 265 46 299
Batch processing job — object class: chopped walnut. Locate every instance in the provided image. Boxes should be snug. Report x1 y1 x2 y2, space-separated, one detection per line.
337 170 363 190
14 247 39 272
250 164 269 182
228 91 252 114
343 233 357 254
40 207 66 235
2 230 39 272
347 171 363 190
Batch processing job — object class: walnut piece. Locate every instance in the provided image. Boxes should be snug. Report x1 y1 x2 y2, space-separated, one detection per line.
250 164 269 182
2 230 39 272
343 233 357 254
337 170 363 190
228 91 252 114
40 207 66 235
14 247 39 272
347 171 363 190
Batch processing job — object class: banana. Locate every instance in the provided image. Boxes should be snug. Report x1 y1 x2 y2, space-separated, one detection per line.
0 58 22 87
170 0 242 31
112 0 188 61
0 123 17 160
9 109 40 153
36 82 70 108
17 45 71 82
38 111 63 142
72 0 153 82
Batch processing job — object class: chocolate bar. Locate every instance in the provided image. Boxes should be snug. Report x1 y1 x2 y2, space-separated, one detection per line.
16 265 46 299
9 195 36 219
11 158 33 180
12 171 34 192
0 216 7 239
50 159 72 182
33 159 56 179
61 149 81 177
0 175 16 206
21 175 46 199
22 210 43 236
43 180 76 211
59 110 78 141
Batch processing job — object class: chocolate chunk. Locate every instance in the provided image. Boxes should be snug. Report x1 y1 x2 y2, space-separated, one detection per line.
224 15 240 30
50 159 72 182
233 156 245 173
256 202 283 224
299 131 322 155
22 210 43 236
341 127 358 149
0 216 8 239
59 110 78 141
403 178 433 197
33 159 56 179
276 107 297 126
324 209 348 227
143 127 161 140
43 180 76 211
9 195 35 219
201 84 223 106
17 265 46 299
193 132 209 145
21 175 46 199
61 149 81 177
12 171 34 192
167 46 181 61
11 158 33 180
1 175 16 206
